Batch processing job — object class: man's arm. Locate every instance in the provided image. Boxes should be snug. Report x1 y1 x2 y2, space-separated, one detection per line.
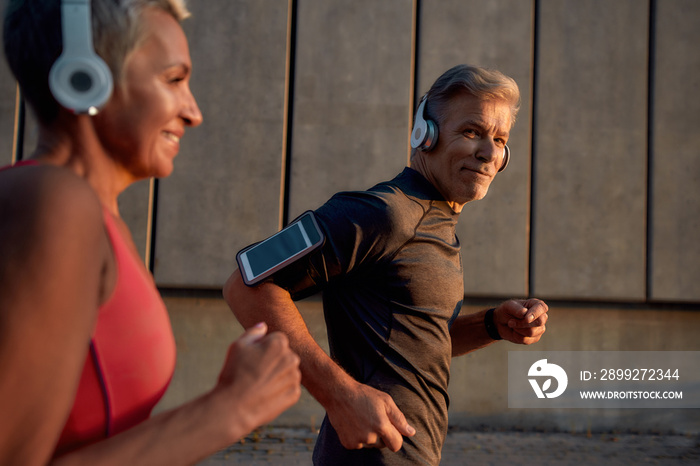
450 299 549 356
223 271 415 451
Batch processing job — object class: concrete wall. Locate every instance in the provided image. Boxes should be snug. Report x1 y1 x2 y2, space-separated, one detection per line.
532 0 649 300
2 0 699 433
156 295 700 434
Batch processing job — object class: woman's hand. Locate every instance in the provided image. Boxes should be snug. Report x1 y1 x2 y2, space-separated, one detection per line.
214 323 302 438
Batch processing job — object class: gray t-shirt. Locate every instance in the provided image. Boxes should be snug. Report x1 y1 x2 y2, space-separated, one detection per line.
274 168 464 465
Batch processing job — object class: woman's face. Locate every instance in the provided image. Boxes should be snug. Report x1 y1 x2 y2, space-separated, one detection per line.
94 7 202 181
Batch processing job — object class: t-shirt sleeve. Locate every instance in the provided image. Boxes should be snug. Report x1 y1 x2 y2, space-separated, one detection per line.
270 188 417 300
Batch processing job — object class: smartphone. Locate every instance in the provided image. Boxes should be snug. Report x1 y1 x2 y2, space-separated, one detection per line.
236 211 325 286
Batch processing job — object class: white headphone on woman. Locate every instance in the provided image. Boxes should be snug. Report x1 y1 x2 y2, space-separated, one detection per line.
49 0 113 115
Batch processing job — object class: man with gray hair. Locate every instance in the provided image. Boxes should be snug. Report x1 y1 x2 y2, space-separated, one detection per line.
225 64 549 465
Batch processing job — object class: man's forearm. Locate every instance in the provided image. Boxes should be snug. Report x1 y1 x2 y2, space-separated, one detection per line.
449 309 498 357
450 299 549 355
223 273 355 408
223 272 416 451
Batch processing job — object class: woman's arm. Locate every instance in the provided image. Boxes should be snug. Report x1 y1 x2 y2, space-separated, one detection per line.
0 167 111 465
51 323 301 466
0 167 302 465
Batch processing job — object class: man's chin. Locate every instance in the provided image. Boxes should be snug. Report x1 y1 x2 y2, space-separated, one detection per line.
465 186 490 203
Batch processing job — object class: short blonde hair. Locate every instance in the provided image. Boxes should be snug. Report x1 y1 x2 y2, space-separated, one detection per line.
93 0 191 82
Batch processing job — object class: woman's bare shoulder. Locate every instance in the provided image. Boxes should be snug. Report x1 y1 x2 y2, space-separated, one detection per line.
0 164 108 300
1 164 104 240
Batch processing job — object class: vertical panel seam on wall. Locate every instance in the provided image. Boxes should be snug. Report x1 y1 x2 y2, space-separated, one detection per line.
528 0 540 298
11 83 25 163
146 177 159 273
645 0 657 302
407 0 419 164
280 0 298 228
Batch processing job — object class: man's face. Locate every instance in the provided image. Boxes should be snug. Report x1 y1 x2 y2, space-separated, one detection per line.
419 92 512 212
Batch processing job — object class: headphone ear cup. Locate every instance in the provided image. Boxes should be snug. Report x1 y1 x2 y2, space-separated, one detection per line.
421 118 438 152
49 53 113 114
410 102 429 150
410 98 439 152
49 0 113 115
498 144 510 172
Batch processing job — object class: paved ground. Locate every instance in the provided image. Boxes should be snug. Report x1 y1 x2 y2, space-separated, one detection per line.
197 426 700 465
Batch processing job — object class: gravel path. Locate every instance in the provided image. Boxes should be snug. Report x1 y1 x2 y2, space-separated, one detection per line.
197 427 700 465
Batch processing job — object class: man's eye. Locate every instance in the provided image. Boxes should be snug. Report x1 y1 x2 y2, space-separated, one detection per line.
463 129 477 137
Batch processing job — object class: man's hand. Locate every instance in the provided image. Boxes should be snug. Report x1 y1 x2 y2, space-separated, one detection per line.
224 273 414 451
494 299 548 344
326 380 415 452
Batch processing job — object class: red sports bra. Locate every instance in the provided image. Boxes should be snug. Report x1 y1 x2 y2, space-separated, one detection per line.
55 204 176 455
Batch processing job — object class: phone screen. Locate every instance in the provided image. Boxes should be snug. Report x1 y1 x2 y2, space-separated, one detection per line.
237 211 324 285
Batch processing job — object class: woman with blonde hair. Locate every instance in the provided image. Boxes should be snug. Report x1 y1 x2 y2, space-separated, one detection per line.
0 1 301 464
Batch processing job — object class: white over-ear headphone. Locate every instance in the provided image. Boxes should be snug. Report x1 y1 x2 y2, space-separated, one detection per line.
49 0 113 115
500 144 510 172
410 97 438 152
410 96 511 172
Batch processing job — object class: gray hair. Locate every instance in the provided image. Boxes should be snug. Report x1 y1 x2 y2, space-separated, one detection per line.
92 0 190 81
3 0 190 124
410 64 520 159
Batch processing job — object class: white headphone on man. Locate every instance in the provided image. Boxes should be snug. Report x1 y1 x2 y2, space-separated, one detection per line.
49 0 113 115
410 96 510 172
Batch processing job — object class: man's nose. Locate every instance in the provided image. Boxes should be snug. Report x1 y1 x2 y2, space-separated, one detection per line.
475 140 499 165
